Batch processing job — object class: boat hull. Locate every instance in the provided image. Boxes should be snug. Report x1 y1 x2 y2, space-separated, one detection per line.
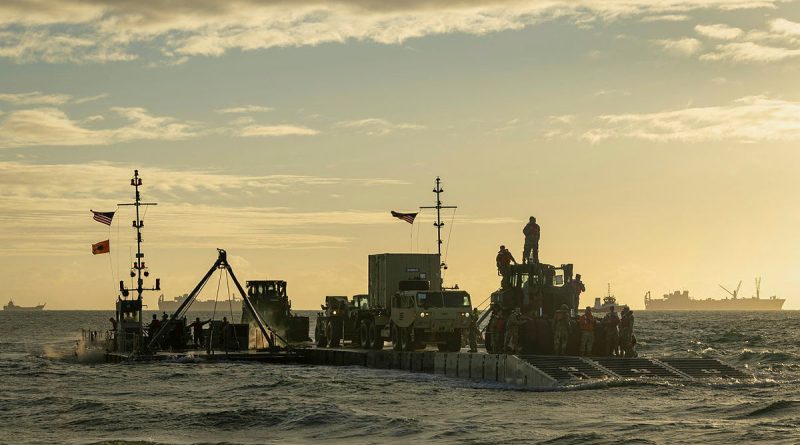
645 298 785 311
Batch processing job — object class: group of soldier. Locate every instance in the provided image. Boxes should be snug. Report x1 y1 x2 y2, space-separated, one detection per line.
477 215 637 357
577 305 636 357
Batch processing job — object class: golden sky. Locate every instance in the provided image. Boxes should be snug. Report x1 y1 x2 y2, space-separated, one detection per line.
1 0 799 309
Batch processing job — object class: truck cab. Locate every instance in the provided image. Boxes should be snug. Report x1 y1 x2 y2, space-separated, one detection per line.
389 288 472 352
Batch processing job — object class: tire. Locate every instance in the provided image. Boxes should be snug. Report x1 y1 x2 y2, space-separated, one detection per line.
391 324 402 351
358 321 369 349
371 322 384 350
401 327 414 351
315 320 327 348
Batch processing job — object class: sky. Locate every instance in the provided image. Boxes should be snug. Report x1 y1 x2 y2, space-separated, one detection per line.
1 0 799 310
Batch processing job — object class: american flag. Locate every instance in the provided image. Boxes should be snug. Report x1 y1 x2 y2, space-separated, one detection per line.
91 210 115 226
391 211 418 224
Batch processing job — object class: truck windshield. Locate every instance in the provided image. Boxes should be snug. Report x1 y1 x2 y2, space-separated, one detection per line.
417 292 470 308
443 292 471 308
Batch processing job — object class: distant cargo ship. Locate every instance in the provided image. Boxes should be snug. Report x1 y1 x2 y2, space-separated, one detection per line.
644 279 785 311
157 294 242 313
3 300 45 311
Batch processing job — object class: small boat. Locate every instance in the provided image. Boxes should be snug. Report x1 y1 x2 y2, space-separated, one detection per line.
3 300 45 311
592 284 629 313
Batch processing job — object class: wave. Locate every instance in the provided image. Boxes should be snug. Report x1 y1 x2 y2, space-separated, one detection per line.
735 400 800 419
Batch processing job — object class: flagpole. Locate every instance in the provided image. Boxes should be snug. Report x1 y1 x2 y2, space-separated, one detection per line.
410 220 413 253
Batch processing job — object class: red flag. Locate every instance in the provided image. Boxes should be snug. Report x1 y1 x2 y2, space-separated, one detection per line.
92 240 110 255
391 211 418 224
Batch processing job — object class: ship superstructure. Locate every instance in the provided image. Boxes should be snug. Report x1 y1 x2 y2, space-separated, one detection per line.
645 278 785 311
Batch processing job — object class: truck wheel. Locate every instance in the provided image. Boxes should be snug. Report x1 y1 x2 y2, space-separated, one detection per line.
359 321 369 349
400 327 414 351
371 322 384 350
391 324 402 351
315 321 327 348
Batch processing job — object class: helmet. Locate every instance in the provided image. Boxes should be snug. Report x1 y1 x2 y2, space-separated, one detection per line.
560 304 569 310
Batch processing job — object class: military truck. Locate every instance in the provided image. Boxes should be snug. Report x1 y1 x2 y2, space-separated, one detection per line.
242 280 310 344
314 253 472 352
484 262 602 355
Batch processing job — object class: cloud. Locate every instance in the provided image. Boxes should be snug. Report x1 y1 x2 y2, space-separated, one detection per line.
770 18 800 36
654 38 702 56
0 0 784 64
237 124 319 137
216 105 274 114
581 96 800 143
0 107 198 148
0 92 73 105
700 41 800 62
335 117 424 135
0 161 409 254
695 23 743 40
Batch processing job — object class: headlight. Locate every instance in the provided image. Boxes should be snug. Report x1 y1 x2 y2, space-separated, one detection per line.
419 312 430 317
461 312 470 317
332 310 337 315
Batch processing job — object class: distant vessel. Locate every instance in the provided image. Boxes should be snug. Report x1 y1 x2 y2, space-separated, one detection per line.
644 278 785 311
158 294 241 313
3 300 45 311
592 284 629 313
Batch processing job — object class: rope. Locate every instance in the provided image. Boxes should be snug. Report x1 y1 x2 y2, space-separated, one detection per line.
224 269 240 349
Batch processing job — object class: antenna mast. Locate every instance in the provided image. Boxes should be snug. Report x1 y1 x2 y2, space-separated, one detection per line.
420 176 457 271
117 170 160 300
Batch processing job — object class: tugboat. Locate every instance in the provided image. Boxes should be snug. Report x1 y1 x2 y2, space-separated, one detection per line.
3 300 45 311
592 283 629 313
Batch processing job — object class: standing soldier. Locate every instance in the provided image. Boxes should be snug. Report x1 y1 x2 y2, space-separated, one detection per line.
522 216 541 264
552 304 571 355
619 307 635 357
468 308 480 353
569 274 586 310
603 306 621 356
189 317 211 348
492 309 505 354
495 245 517 288
504 308 529 354
578 307 596 356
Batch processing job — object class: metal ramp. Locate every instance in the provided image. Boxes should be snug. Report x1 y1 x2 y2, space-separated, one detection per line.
517 355 613 382
593 357 682 379
660 357 749 379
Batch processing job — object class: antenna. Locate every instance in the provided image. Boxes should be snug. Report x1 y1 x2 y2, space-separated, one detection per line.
117 170 159 300
420 176 457 271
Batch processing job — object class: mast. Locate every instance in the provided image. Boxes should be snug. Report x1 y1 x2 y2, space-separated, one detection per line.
118 170 160 300
420 176 457 271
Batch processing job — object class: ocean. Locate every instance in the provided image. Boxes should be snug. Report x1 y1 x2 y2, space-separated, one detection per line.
2 310 799 445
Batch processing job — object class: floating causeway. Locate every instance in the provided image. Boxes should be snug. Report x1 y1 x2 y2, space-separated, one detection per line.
106 348 750 389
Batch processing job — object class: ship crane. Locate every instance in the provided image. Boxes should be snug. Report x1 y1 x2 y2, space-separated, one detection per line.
719 280 742 299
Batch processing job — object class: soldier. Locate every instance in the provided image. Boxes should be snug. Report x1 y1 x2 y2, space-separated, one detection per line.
468 308 480 353
147 313 161 338
109 317 117 332
522 216 541 264
189 317 211 347
569 274 586 310
495 245 517 288
552 304 571 355
491 309 505 353
619 307 635 357
578 306 596 356
504 308 526 353
603 306 621 356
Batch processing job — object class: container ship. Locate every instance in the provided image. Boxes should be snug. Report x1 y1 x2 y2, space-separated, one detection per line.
157 293 242 313
644 279 785 311
3 300 45 311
